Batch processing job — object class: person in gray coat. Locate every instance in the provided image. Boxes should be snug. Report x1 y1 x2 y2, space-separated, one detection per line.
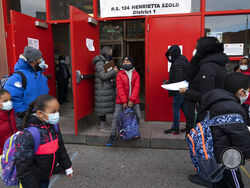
93 46 118 132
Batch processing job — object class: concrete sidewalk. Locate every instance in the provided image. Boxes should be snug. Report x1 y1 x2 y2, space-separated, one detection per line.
58 101 188 149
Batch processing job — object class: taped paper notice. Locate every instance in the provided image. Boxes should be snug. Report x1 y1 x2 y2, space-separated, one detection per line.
86 38 95 51
28 38 39 49
161 81 189 91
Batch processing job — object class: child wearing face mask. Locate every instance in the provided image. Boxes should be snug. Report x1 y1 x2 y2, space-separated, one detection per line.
15 95 73 188
107 56 141 146
0 89 18 155
234 57 250 124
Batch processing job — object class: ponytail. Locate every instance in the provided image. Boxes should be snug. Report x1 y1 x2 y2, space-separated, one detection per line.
23 101 36 128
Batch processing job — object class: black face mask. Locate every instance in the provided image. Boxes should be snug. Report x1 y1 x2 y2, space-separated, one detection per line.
34 62 42 72
108 55 113 61
122 64 133 71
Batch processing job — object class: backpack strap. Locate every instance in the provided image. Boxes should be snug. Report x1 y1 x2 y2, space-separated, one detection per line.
26 127 41 153
53 124 59 133
13 71 27 90
209 113 244 127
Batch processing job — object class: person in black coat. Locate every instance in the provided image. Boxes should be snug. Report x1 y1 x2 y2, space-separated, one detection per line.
56 56 71 104
189 72 250 187
164 45 188 134
179 37 228 134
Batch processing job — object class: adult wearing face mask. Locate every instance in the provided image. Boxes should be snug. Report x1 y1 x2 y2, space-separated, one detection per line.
4 46 49 130
164 45 188 135
179 37 228 134
0 89 18 155
93 46 118 132
56 56 71 104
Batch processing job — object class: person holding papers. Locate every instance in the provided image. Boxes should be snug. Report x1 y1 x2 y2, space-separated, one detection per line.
164 45 188 135
179 37 228 134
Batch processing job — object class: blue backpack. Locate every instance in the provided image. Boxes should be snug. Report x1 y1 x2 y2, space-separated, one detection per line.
118 108 140 140
0 125 59 186
186 112 244 183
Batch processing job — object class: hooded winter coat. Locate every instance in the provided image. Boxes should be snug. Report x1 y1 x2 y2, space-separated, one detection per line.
0 109 18 155
185 53 228 102
198 89 250 162
93 55 117 116
4 56 49 113
15 115 72 188
165 45 188 96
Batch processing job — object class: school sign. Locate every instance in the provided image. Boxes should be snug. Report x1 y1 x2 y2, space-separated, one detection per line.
100 0 192 18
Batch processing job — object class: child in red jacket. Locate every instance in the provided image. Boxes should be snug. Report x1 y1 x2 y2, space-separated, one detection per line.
0 89 18 155
107 56 141 146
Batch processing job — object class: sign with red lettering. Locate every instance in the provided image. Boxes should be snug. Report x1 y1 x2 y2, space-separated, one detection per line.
100 0 191 18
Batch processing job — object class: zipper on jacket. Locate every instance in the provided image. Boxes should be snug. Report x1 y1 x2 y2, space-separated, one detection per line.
48 131 56 178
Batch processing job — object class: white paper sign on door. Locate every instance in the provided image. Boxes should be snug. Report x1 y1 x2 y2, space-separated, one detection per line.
167 45 183 72
86 38 95 51
28 38 39 49
224 43 244 56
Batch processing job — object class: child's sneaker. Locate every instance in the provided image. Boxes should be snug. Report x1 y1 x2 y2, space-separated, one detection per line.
107 135 118 146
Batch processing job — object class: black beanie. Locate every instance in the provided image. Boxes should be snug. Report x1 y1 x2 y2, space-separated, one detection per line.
122 56 134 66
23 46 42 63
224 72 250 94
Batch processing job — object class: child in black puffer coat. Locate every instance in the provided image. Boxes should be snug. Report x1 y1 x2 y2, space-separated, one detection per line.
15 95 73 188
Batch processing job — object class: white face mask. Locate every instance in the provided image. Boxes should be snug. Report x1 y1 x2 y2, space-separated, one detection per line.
240 90 249 104
43 112 60 124
39 59 48 69
1 101 13 111
168 56 172 62
240 65 248 71
193 49 197 56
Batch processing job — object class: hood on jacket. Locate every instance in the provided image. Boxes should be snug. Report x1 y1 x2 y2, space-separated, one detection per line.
165 45 181 63
14 55 34 72
93 55 106 65
200 89 239 112
199 53 228 67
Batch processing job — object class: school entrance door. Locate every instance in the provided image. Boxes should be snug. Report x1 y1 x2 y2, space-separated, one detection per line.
146 15 201 121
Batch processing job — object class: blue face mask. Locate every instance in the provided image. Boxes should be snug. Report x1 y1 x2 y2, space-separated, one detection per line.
43 112 60 124
108 55 113 61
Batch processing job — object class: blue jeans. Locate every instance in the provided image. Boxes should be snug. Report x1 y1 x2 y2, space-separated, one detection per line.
172 94 187 129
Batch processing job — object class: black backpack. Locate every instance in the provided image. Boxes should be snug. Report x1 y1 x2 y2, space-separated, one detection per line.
0 71 27 90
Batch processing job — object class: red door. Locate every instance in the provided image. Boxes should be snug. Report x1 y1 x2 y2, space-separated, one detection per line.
146 16 201 121
70 6 99 135
10 11 56 97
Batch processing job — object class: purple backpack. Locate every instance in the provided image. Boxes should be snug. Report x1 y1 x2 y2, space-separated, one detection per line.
0 125 58 186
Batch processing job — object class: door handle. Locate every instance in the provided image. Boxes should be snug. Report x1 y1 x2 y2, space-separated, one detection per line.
76 70 94 84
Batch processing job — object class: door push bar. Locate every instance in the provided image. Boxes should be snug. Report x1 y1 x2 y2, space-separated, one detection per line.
76 70 95 84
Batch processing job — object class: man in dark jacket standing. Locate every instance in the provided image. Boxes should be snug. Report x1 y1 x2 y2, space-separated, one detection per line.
164 45 188 134
190 72 250 187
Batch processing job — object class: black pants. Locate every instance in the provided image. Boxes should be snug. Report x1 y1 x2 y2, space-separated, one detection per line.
212 169 244 188
186 100 197 134
57 79 69 103
99 115 106 122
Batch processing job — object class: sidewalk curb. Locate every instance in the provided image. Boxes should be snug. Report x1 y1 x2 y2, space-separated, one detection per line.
62 133 188 150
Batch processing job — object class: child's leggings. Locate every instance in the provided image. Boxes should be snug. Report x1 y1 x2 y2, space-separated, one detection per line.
111 104 141 136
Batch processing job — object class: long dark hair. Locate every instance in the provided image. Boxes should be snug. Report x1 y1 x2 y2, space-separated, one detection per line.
23 95 56 128
0 88 10 97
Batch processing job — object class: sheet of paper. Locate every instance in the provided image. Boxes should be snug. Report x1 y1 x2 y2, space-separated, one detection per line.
28 37 39 49
86 38 95 51
161 81 189 91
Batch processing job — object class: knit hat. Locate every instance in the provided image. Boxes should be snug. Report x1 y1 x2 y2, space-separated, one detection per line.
224 72 250 94
122 56 134 66
23 46 42 63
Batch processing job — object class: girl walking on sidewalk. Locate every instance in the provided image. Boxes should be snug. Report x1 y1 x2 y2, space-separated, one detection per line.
15 95 73 188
